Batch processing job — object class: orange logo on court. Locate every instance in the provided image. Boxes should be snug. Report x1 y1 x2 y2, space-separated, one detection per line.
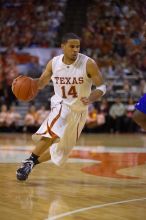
70 150 146 179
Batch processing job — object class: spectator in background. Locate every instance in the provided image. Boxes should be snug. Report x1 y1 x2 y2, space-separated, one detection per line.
96 107 106 132
0 104 8 131
6 105 21 132
109 97 126 133
139 79 146 95
26 57 42 78
0 54 6 104
100 98 110 132
125 98 137 132
85 103 105 133
37 105 50 126
122 79 132 99
85 103 98 131
24 105 39 133
100 98 109 116
4 55 19 105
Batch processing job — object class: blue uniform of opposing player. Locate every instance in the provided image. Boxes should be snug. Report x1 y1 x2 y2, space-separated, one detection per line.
135 94 146 114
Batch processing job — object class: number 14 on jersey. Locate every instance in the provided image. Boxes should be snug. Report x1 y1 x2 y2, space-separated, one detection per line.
61 86 78 98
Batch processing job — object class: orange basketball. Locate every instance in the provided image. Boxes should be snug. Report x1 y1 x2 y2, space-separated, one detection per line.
12 75 38 101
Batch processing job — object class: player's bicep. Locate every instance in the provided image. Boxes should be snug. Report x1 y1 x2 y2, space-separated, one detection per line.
86 59 104 86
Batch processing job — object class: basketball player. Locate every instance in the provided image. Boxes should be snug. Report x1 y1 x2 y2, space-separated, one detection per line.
16 33 106 181
133 23 146 130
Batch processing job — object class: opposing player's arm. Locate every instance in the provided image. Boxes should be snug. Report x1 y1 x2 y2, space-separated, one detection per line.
81 59 106 105
37 60 53 90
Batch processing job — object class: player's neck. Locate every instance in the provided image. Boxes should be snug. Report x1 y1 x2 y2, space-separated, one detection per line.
62 56 76 65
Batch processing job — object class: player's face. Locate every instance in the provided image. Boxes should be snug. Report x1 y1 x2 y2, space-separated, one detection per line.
61 39 80 61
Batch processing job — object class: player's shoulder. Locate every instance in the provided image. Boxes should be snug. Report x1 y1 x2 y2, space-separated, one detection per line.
52 54 63 61
79 53 95 64
87 58 97 69
78 53 91 64
78 53 89 59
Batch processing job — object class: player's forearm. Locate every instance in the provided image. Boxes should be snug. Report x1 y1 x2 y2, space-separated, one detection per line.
35 76 51 90
88 89 104 103
35 66 52 90
81 85 106 105
32 78 44 90
37 78 47 90
89 84 106 102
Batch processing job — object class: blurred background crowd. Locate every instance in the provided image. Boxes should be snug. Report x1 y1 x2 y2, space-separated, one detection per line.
0 0 146 133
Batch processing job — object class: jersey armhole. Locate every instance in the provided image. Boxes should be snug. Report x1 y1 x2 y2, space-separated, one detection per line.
85 58 92 79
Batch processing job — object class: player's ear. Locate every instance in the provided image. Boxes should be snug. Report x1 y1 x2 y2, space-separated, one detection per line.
61 43 65 50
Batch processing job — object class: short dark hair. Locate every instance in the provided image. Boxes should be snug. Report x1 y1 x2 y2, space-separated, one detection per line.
61 33 80 43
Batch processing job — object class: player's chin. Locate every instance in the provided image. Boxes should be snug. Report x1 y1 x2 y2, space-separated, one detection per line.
71 55 78 60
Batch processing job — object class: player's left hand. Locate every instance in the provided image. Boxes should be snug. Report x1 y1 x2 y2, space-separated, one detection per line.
80 97 91 105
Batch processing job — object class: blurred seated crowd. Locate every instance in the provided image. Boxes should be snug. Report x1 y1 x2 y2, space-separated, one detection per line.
82 0 146 101
1 0 146 106
0 0 67 105
0 0 67 48
0 49 44 106
85 97 138 133
0 103 50 133
0 97 139 134
0 52 19 106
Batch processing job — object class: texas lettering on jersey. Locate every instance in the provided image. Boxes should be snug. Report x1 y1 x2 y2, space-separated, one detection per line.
54 77 84 85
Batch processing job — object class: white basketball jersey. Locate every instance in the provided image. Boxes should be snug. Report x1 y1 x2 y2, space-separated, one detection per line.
51 53 92 112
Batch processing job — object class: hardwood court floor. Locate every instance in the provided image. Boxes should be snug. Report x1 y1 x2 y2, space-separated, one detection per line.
0 133 146 220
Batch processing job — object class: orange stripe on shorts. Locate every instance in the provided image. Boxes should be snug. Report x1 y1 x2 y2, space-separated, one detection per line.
37 104 62 139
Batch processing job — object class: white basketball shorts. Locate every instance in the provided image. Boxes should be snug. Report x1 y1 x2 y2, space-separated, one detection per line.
32 102 87 166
